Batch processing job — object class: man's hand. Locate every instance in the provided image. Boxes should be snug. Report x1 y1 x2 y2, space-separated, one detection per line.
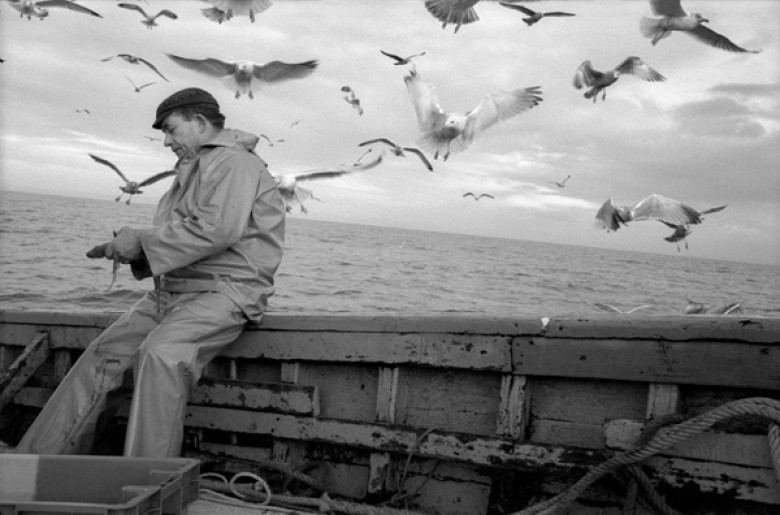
106 227 143 263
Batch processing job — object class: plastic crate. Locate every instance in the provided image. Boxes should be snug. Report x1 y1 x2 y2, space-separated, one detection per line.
0 454 199 515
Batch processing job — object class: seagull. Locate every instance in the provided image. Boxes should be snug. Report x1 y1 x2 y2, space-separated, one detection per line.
423 0 481 33
101 54 169 82
341 86 364 116
463 192 494 201
275 153 385 213
166 54 318 99
259 134 284 147
143 135 161 142
641 0 760 53
549 174 571 188
594 303 650 314
380 50 426 65
73 108 91 115
123 74 155 93
659 205 726 251
499 3 575 26
713 302 743 315
8 0 102 20
201 0 272 23
359 138 433 172
289 119 304 129
573 57 665 103
89 154 176 205
594 194 724 233
405 68 542 161
684 299 709 314
118 3 177 29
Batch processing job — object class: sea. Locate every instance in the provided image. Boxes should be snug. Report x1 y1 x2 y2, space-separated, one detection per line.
0 190 778 317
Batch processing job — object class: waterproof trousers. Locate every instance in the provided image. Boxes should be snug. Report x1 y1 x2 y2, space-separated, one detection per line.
16 290 246 458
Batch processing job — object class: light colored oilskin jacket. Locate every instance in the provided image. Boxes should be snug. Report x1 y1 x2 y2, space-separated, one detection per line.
133 128 286 321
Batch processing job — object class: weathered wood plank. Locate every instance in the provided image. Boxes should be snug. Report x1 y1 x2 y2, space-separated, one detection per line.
513 338 780 389
545 316 780 343
190 377 319 416
224 332 513 372
0 332 49 411
496 375 531 439
185 407 607 471
646 383 680 419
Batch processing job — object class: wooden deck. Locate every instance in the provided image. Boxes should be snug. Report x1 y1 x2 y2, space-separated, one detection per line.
1 311 779 514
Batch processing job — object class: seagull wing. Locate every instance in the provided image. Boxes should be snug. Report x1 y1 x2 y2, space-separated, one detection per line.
138 170 176 187
594 198 623 231
359 138 397 148
499 3 537 15
594 303 622 313
293 153 384 182
403 147 434 171
615 56 665 82
404 69 447 133
136 57 169 82
544 12 575 17
117 2 148 17
687 25 758 53
463 192 476 199
700 205 727 216
648 0 686 17
89 154 129 183
252 60 318 83
463 86 542 143
37 0 102 17
138 81 156 90
478 194 495 200
380 50 404 63
153 9 177 20
573 61 600 88
166 54 235 77
631 194 702 225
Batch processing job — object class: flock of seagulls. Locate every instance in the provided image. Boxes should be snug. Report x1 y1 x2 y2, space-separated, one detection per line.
9 0 761 258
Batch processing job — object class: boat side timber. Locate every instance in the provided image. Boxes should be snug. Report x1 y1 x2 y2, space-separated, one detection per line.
1 310 779 515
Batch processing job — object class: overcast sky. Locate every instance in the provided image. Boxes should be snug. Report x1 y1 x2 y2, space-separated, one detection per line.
1 0 778 265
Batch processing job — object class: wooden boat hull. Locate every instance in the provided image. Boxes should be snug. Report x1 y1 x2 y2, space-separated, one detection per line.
1 311 779 514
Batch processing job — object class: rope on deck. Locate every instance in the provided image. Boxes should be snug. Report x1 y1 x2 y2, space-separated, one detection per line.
511 397 780 515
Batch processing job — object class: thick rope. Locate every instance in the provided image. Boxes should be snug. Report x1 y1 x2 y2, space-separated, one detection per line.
511 397 780 515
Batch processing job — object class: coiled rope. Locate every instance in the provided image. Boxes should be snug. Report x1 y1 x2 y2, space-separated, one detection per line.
512 397 780 515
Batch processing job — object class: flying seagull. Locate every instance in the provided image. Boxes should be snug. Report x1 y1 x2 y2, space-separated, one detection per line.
658 205 726 251
89 153 175 205
405 68 542 161
595 194 725 233
101 54 169 82
423 0 481 33
275 153 385 213
463 192 494 201
641 0 760 53
549 174 571 188
73 108 91 115
259 134 284 146
359 138 433 172
201 0 272 23
499 3 575 26
8 0 102 20
166 54 318 99
118 3 177 29
594 303 650 314
380 50 426 65
573 57 665 103
123 74 155 93
713 302 743 315
341 86 364 116
289 119 304 129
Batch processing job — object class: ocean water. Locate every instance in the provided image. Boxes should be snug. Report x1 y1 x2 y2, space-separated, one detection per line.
0 190 778 317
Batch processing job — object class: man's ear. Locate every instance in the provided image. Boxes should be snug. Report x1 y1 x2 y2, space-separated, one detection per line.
195 114 208 132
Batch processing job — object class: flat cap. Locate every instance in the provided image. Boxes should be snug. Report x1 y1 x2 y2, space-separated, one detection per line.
152 87 221 129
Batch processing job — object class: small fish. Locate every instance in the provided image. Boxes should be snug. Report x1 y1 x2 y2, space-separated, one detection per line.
107 230 119 291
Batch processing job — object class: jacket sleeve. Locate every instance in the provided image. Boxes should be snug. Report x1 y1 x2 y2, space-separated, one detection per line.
139 150 269 277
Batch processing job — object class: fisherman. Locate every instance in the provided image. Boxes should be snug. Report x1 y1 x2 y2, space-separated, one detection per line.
17 87 286 457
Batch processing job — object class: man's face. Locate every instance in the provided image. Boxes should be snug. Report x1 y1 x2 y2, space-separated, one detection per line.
160 113 203 159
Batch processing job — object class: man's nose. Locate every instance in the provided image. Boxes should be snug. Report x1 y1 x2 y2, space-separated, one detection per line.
163 133 172 147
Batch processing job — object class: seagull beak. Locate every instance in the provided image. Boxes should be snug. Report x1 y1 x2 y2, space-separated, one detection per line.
701 16 710 23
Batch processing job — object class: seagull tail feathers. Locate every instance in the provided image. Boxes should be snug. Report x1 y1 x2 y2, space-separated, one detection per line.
640 17 671 44
424 0 479 27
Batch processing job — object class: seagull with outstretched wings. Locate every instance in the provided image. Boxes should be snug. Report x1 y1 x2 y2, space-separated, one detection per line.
658 204 726 251
640 0 760 53
102 54 169 82
380 50 426 65
359 138 433 172
118 3 177 28
573 57 665 103
499 3 575 26
462 192 494 201
595 194 725 234
8 0 102 20
201 0 272 23
89 153 175 205
549 174 571 188
166 54 318 99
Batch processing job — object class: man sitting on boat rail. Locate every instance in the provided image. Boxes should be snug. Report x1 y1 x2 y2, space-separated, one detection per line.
17 87 286 458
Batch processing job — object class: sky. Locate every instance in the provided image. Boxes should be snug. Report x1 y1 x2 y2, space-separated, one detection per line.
1 0 778 266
